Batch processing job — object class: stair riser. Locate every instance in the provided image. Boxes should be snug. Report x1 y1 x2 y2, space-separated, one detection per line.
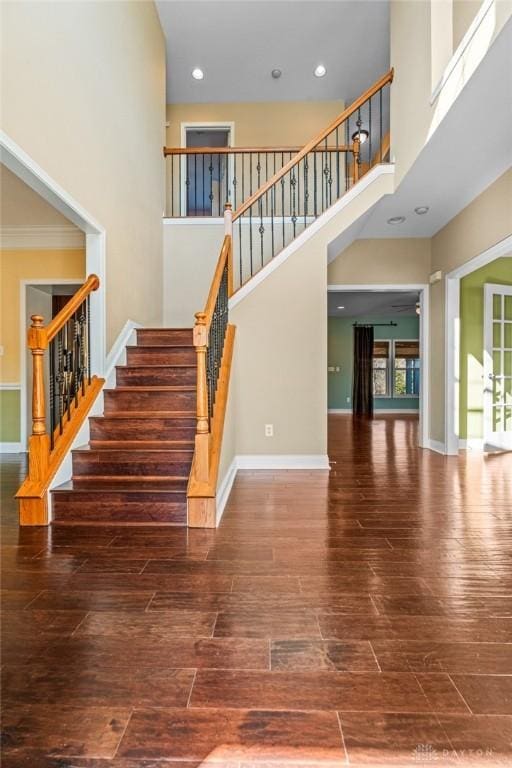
89 418 196 441
72 451 193 477
52 492 187 524
104 390 195 413
136 329 193 347
116 367 196 387
127 347 195 365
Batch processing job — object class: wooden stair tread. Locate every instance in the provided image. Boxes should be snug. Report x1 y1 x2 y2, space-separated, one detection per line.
105 385 195 392
89 440 194 449
95 411 195 418
53 479 187 493
72 445 194 454
126 344 194 350
115 364 196 369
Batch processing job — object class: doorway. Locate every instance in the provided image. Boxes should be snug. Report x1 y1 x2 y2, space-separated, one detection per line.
181 123 234 216
327 284 429 448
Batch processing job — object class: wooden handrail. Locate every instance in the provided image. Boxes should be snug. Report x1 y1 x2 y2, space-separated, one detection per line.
232 68 394 221
203 236 231 331
164 145 352 156
17 274 104 526
46 273 99 342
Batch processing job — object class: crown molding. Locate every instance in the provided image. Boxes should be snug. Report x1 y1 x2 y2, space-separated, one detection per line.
0 225 85 250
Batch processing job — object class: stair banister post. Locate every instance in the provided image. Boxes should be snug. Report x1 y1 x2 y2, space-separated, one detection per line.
352 137 361 183
224 203 233 297
193 311 210 482
27 315 51 482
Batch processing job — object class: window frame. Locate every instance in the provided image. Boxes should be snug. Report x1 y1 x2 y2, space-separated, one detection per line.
372 338 392 399
392 338 420 399
370 337 421 399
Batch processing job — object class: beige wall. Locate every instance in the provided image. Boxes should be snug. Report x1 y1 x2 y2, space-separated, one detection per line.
163 221 224 327
1 166 77 227
0 249 86 382
220 168 393 463
429 168 512 443
453 0 482 48
166 100 345 148
1 1 166 349
328 238 431 285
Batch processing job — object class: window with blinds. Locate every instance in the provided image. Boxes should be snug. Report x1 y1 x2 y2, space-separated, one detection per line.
371 339 420 397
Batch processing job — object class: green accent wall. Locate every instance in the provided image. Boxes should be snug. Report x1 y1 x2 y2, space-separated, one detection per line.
460 256 512 440
0 389 21 442
328 315 420 411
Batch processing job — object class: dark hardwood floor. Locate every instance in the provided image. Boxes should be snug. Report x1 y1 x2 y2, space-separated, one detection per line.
1 414 511 766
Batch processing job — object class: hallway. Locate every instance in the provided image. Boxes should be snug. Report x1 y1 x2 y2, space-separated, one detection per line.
1 414 511 765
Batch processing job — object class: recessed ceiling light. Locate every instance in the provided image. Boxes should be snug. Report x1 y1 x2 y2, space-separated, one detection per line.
414 206 429 215
314 64 327 78
271 68 282 79
351 129 369 144
387 216 406 225
191 68 204 80
337 306 345 309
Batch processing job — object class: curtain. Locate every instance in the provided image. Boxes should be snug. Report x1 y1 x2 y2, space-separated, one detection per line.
352 325 374 417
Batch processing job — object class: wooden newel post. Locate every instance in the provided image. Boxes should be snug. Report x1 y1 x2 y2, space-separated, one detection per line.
352 138 361 183
224 203 233 297
27 315 50 484
193 311 210 482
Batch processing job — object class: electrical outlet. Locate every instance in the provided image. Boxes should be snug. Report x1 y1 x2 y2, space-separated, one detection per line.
265 424 274 437
346 397 351 403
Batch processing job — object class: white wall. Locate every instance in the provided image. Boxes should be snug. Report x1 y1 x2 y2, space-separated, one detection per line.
0 1 166 349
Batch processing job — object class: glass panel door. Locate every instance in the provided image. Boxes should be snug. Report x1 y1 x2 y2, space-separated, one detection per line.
484 283 512 450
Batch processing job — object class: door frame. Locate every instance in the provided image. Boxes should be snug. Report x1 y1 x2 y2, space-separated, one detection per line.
483 282 512 450
19 279 82 451
444 234 512 454
180 122 235 215
1 129 107 452
327 283 430 449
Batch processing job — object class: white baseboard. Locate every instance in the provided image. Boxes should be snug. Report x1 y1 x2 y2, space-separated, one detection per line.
0 442 23 453
215 456 238 525
427 439 446 455
236 454 330 470
459 438 484 451
328 408 352 414
104 319 143 387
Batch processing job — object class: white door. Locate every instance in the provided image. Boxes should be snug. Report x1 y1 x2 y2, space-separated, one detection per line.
484 283 512 450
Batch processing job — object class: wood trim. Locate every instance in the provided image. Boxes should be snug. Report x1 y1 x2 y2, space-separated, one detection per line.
164 146 352 156
203 236 230 330
232 68 394 221
16 376 104 525
45 274 100 342
188 324 236 527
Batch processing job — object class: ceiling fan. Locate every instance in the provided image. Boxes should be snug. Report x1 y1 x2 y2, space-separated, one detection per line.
391 301 421 315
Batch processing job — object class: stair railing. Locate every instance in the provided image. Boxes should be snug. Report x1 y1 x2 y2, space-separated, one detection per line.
230 69 393 290
164 146 355 217
16 274 105 525
188 204 236 527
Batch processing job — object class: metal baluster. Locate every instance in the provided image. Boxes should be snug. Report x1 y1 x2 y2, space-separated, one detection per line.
369 97 372 172
238 215 242 287
380 87 383 163
225 152 229 207
249 152 253 197
233 153 237 209
49 338 55 450
281 172 285 249
265 153 269 215
291 165 297 240
336 127 340 199
87 294 91 385
194 154 197 215
304 155 308 228
218 155 222 216
314 148 318 216
249 203 253 278
271 183 275 260
241 153 245 204
259 196 264 268
57 327 63 435
202 153 205 214
345 121 349 191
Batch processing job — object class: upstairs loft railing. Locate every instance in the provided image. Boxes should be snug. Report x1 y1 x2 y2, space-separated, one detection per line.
164 146 307 217
188 206 236 528
16 275 104 525
164 69 392 227
230 69 393 289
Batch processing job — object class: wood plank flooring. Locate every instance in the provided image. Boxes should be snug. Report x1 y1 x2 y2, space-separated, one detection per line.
1 414 512 766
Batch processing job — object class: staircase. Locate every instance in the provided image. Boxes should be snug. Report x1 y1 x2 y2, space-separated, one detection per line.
51 328 196 525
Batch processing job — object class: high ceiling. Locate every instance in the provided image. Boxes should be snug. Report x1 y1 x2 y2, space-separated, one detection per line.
328 290 420 318
156 0 389 104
